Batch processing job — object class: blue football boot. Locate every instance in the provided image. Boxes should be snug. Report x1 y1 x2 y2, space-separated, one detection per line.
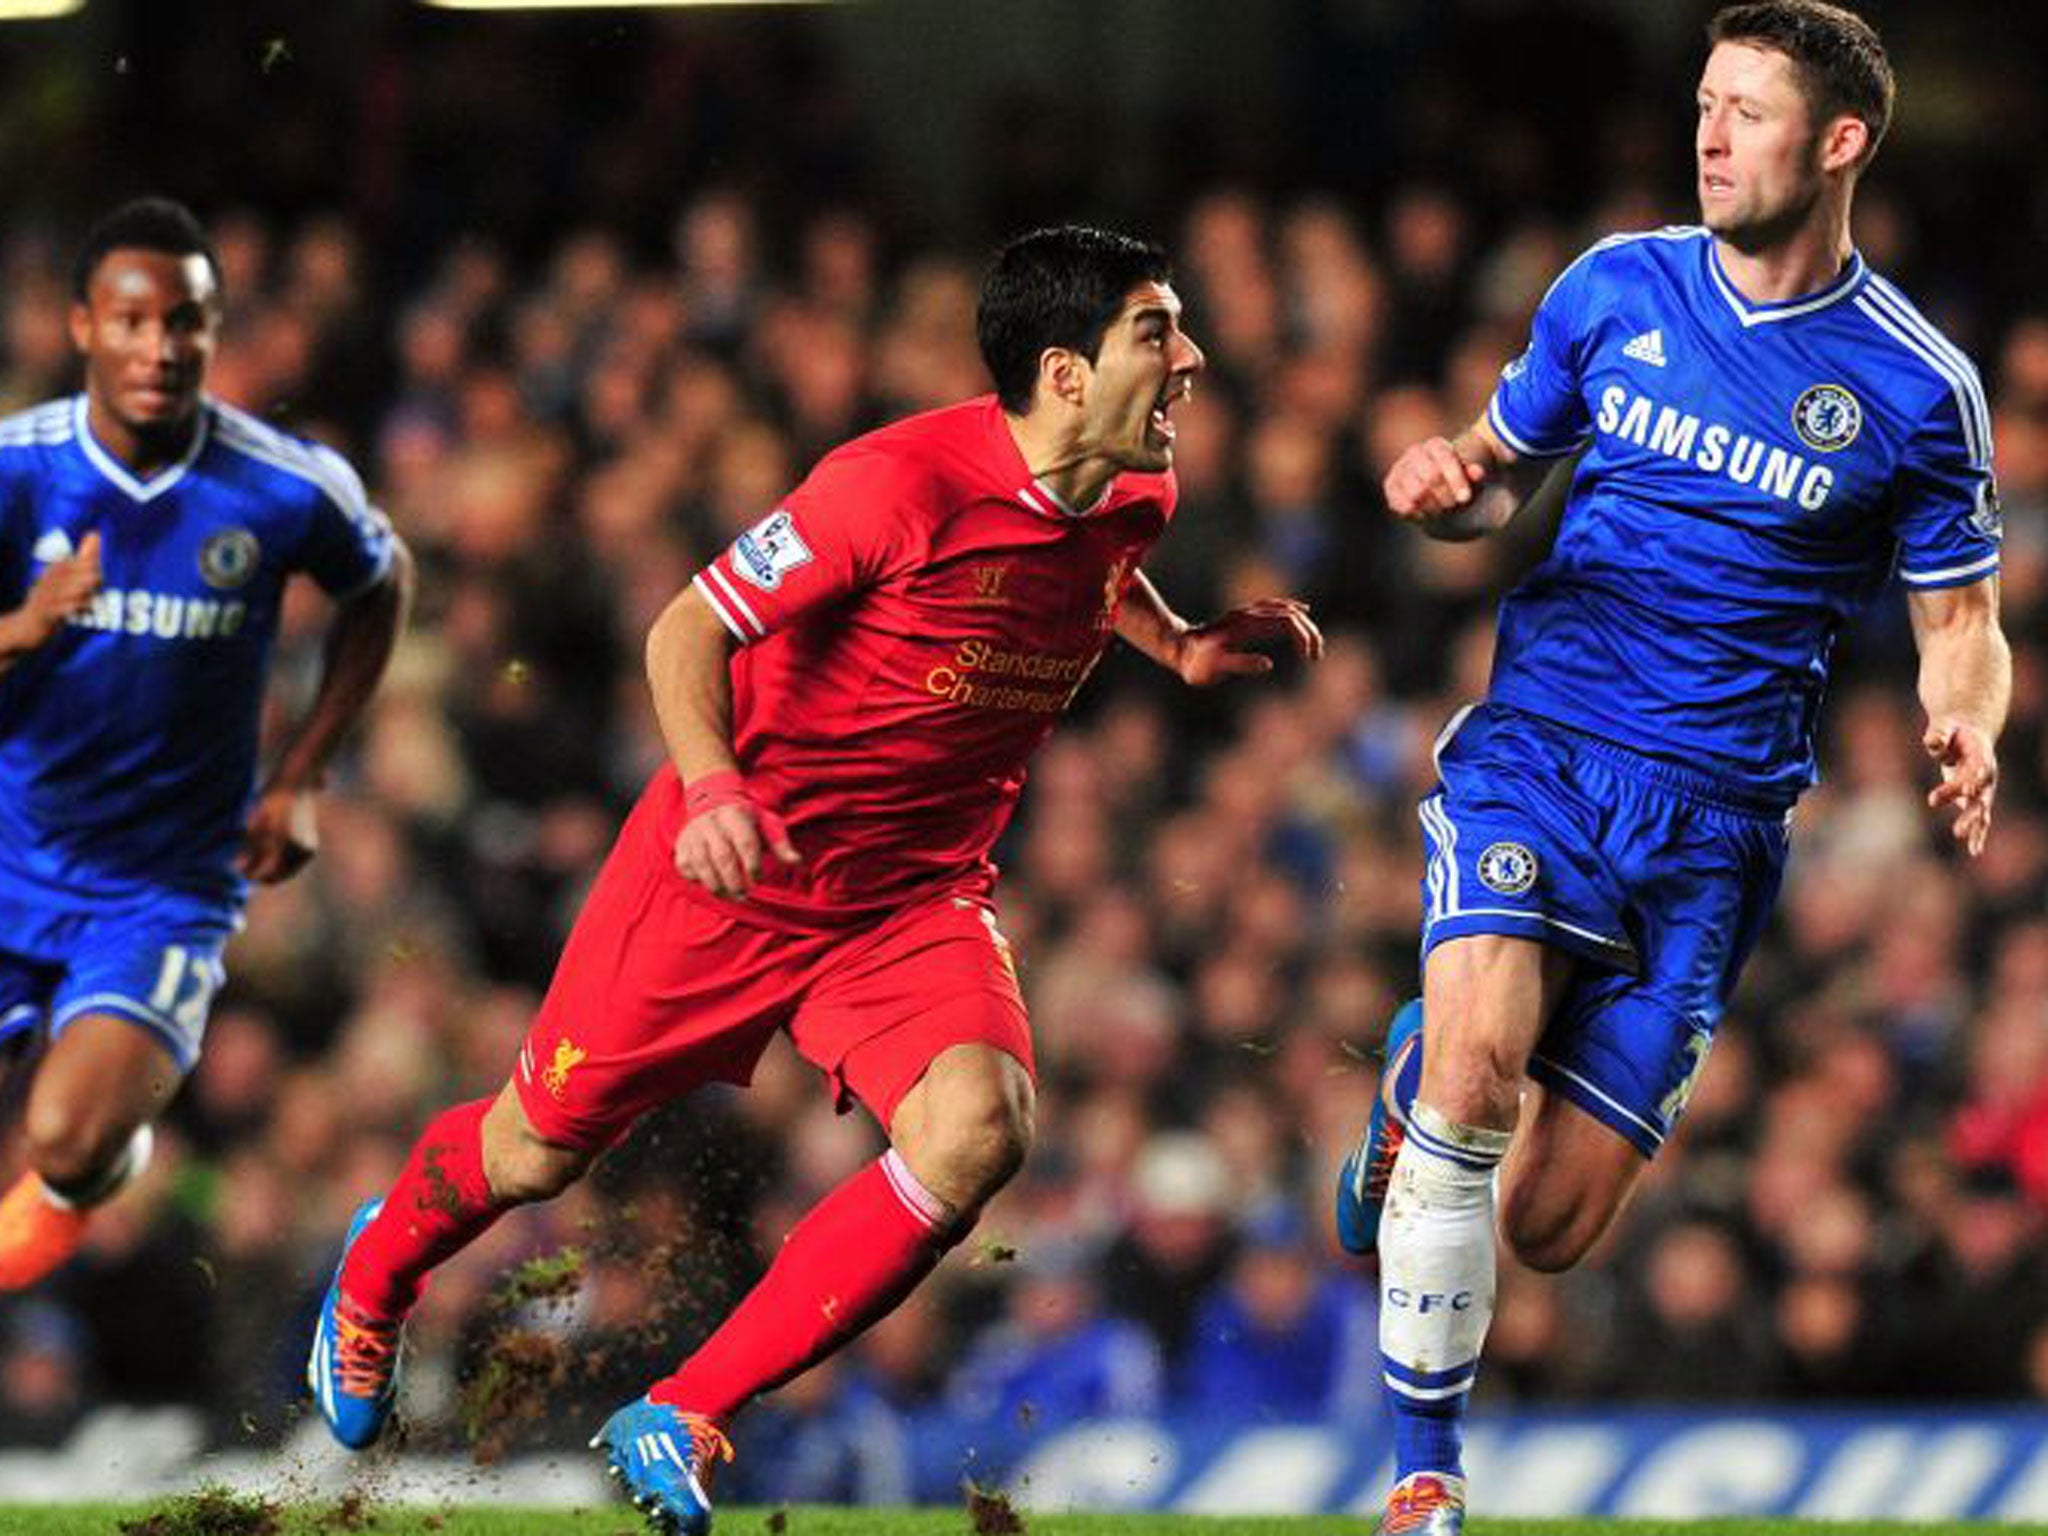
592 1395 734 1535
1335 997 1424 1255
307 1197 405 1449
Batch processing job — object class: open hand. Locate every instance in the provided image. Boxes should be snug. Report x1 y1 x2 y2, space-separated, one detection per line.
1176 598 1324 686
1924 718 1997 858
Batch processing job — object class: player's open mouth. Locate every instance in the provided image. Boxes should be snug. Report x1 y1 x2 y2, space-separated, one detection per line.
1150 386 1186 442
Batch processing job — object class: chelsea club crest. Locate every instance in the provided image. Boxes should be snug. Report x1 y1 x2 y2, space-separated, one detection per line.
199 528 260 590
1791 383 1861 453
1477 841 1539 895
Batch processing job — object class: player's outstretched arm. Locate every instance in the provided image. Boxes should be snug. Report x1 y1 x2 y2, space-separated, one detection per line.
1383 416 1551 542
241 539 416 883
1909 578 2010 859
646 584 798 899
1114 569 1323 686
0 531 101 675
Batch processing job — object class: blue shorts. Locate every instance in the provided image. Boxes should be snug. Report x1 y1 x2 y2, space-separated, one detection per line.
1418 704 1790 1156
0 887 236 1073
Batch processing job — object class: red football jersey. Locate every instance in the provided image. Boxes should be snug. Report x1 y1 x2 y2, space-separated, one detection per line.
673 395 1175 926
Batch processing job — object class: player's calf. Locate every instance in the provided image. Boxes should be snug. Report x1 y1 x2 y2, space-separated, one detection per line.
1498 1090 1649 1273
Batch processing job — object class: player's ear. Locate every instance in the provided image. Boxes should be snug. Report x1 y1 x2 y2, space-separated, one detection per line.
1035 346 1089 412
67 301 92 355
1820 113 1868 174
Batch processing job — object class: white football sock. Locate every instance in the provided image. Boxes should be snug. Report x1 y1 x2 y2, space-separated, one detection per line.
1379 1102 1511 1409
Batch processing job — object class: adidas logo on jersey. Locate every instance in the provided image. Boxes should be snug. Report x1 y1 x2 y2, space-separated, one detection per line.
31 529 73 564
1622 330 1667 367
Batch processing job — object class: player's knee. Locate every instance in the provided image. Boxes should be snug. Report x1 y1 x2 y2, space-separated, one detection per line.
1426 1037 1525 1126
904 1069 1035 1210
24 1102 135 1196
946 1096 1034 1205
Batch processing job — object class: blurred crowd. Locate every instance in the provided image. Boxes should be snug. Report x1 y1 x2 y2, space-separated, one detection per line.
0 163 2045 1485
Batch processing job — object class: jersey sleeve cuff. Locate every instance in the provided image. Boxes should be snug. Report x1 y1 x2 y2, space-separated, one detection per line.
1898 552 2001 588
693 567 765 643
1486 396 1581 460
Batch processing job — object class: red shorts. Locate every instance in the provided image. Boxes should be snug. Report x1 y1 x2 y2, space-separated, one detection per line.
512 788 1033 1151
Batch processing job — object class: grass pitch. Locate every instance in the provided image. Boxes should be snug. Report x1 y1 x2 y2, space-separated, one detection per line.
13 1499 2046 1536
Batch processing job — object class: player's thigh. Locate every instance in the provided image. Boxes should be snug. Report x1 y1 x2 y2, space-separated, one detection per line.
1499 1081 1648 1273
1418 707 1640 1125
510 798 831 1155
793 895 1035 1194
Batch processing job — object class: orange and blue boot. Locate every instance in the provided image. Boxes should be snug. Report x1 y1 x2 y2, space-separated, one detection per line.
1335 998 1424 1256
1375 1471 1467 1535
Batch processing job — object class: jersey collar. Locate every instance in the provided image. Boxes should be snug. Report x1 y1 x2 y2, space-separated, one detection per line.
1704 242 1867 328
1016 476 1111 520
72 393 211 502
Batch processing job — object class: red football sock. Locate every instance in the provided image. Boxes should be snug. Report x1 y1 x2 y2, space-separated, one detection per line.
341 1097 509 1320
649 1150 958 1423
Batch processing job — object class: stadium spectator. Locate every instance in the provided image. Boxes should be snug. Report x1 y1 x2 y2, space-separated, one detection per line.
945 1236 1163 1431
1183 1201 1379 1422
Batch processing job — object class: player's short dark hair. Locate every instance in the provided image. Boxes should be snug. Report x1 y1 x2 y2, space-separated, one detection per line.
977 225 1173 415
1709 1 1894 164
71 196 223 303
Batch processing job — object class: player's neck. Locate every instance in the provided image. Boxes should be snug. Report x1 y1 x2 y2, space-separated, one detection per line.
84 395 201 479
1004 411 1118 512
1712 208 1855 306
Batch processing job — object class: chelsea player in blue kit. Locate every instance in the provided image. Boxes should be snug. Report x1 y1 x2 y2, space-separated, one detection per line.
1334 6 2009 1532
0 199 412 1287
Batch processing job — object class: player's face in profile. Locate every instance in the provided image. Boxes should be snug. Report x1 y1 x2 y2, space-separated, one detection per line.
70 249 221 439
1695 42 1824 249
1085 280 1205 473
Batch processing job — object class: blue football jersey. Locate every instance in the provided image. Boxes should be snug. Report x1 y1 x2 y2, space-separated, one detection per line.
0 395 393 908
1485 226 1997 804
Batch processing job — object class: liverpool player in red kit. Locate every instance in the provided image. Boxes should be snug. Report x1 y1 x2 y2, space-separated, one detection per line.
308 226 1320 1531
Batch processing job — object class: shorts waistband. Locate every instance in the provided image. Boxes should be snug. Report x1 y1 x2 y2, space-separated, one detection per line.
1491 706 1792 818
1576 732 1792 818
